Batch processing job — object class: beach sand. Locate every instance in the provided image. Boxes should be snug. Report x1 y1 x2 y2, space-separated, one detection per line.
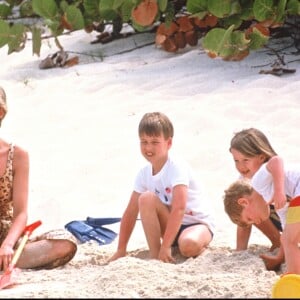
0 27 299 298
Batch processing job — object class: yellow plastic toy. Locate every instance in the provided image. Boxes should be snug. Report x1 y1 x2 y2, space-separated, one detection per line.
272 273 300 298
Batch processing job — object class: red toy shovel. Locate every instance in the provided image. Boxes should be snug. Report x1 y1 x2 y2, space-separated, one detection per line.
0 220 42 289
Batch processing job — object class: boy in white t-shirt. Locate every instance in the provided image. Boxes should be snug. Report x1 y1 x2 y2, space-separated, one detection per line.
223 156 300 274
108 112 215 263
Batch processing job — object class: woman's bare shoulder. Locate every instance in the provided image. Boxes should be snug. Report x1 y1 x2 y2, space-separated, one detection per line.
13 144 29 165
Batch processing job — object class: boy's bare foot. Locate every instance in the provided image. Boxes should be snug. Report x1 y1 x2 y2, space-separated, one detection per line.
259 253 283 271
269 244 280 252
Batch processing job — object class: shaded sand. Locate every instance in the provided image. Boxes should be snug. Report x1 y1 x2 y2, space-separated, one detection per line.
0 28 299 298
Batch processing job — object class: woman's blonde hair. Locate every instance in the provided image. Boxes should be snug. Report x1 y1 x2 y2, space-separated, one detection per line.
0 86 7 127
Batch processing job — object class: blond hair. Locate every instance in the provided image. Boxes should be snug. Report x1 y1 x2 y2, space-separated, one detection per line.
0 86 7 127
138 112 174 139
223 179 253 227
229 128 277 161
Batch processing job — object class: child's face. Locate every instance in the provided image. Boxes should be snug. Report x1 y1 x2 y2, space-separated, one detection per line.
238 190 270 226
231 148 266 179
139 133 171 164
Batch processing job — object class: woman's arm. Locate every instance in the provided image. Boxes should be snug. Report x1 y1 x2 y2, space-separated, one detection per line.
0 145 29 270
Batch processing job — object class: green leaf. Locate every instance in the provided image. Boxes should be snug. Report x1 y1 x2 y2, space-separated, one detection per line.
32 0 58 19
219 15 243 29
65 5 85 30
158 0 168 12
253 0 274 21
186 0 208 14
7 23 26 54
0 3 12 18
275 0 287 22
60 0 69 11
83 0 100 22
248 27 269 49
113 0 126 10
239 1 254 20
287 0 300 14
121 1 135 23
32 26 42 56
99 0 118 20
208 0 232 18
202 25 250 59
0 20 10 48
164 2 175 27
45 19 64 36
20 0 34 17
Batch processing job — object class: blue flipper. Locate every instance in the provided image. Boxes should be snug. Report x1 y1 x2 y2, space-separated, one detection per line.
94 227 118 244
86 217 121 227
65 220 116 245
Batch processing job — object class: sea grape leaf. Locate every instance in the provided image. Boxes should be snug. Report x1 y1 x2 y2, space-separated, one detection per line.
287 0 300 14
65 5 85 30
253 0 274 21
0 20 10 48
158 0 168 12
219 15 243 29
32 26 42 56
202 25 250 59
0 3 12 18
132 0 158 27
248 27 269 49
186 0 208 14
162 2 174 27
84 0 99 14
121 1 134 22
32 0 58 19
7 23 26 54
112 0 126 10
275 0 287 22
208 0 232 18
99 0 118 20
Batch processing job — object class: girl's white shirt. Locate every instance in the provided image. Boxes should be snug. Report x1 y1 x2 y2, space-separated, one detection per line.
133 154 216 234
251 162 300 228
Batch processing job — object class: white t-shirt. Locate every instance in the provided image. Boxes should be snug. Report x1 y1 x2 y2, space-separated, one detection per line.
133 155 216 234
251 163 300 228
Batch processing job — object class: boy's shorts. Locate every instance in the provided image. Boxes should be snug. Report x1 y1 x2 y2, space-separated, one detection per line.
286 196 300 225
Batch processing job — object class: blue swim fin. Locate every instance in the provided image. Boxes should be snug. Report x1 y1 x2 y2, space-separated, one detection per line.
65 220 118 246
86 217 121 227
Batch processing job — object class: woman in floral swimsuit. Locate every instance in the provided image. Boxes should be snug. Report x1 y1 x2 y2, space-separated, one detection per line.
0 86 77 271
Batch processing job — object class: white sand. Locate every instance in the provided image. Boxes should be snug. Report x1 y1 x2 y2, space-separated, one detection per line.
0 28 299 298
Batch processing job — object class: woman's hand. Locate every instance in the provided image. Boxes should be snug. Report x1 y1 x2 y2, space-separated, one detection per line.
0 245 14 271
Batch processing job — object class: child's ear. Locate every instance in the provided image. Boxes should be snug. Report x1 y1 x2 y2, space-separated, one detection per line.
237 197 249 207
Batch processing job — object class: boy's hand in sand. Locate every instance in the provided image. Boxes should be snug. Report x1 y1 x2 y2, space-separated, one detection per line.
158 246 175 264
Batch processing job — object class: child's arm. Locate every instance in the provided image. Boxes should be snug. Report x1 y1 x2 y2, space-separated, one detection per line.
159 184 186 263
108 191 140 262
236 225 252 250
266 156 286 210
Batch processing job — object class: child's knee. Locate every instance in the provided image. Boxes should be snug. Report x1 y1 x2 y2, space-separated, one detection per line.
178 238 203 257
138 191 159 208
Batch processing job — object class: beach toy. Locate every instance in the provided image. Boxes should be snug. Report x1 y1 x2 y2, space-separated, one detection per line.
272 273 300 298
0 220 42 290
